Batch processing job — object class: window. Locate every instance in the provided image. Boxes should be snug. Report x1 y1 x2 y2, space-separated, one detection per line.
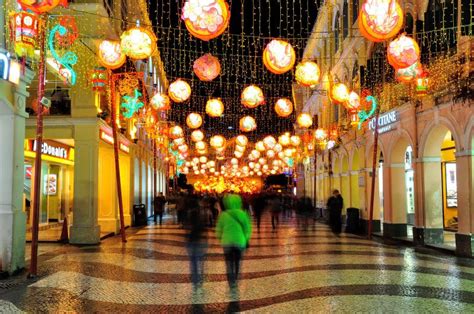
404 13 414 35
352 0 359 25
343 1 349 38
334 12 341 52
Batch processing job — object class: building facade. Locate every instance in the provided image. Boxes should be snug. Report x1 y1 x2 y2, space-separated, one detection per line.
298 0 473 256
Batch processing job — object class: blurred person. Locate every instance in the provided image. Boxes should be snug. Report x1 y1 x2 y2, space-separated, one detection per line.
327 189 344 233
153 192 166 225
184 195 208 288
216 194 252 288
252 193 266 231
176 192 187 225
267 194 282 231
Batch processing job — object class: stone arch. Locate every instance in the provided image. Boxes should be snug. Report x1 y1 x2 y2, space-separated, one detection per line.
419 117 461 158
463 115 474 151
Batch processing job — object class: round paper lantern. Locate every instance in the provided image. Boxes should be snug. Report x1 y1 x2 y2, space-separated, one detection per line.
194 54 221 81
279 134 291 146
314 128 328 141
234 151 243 158
241 85 264 108
235 135 248 147
200 156 208 163
169 79 191 103
235 145 246 153
295 61 321 87
191 130 205 142
169 126 184 139
387 34 420 69
197 149 208 155
186 113 203 129
274 143 283 153
150 93 171 111
181 0 230 41
196 141 207 151
178 144 189 153
10 12 40 58
17 0 67 14
345 91 361 110
284 148 294 157
274 98 294 117
173 137 185 146
358 0 404 42
251 150 261 159
297 113 313 128
239 116 257 132
267 150 276 159
290 135 301 146
331 83 350 103
263 39 296 74
395 61 423 83
206 98 224 117
255 141 266 152
210 135 226 148
120 27 156 60
98 40 126 69
263 136 277 150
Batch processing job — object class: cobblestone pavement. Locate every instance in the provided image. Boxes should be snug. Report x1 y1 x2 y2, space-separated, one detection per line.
1 216 474 313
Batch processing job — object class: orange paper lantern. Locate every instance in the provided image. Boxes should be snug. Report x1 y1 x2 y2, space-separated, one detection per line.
120 27 156 60
150 93 171 111
239 116 257 132
295 61 321 87
17 0 67 14
235 135 248 147
331 83 350 103
194 54 221 81
210 135 226 148
387 34 420 69
314 128 328 141
169 126 184 139
263 39 296 74
241 85 264 108
345 91 361 110
181 0 230 41
169 79 191 103
98 40 126 69
191 130 205 142
274 98 294 117
358 0 404 42
297 113 313 128
206 98 224 117
186 113 203 129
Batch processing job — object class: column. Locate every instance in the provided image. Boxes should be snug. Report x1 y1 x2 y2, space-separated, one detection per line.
70 124 101 244
384 163 408 237
455 150 473 257
362 167 382 233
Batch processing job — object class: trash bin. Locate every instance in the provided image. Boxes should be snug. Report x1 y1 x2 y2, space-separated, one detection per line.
133 204 147 227
345 207 360 234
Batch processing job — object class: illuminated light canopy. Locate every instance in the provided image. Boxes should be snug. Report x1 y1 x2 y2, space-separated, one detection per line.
98 40 126 69
358 0 404 42
241 85 264 108
17 0 67 14
263 39 296 74
235 135 248 147
297 113 313 128
150 93 171 111
295 61 321 87
169 125 184 139
120 27 156 60
186 113 203 129
169 79 191 102
274 98 294 117
331 83 350 103
194 53 221 81
181 0 230 41
395 61 423 83
239 116 257 132
290 135 301 146
10 12 40 58
205 98 224 117
210 135 226 148
387 34 420 69
191 130 205 142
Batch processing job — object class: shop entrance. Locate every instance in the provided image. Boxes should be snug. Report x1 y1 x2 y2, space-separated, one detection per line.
378 152 384 231
405 146 415 236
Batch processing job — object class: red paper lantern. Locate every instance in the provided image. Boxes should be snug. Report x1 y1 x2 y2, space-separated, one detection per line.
358 0 404 42
90 67 108 92
194 54 221 81
387 34 420 69
181 0 231 41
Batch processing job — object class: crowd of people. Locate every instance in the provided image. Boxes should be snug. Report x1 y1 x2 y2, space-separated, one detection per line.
151 189 344 290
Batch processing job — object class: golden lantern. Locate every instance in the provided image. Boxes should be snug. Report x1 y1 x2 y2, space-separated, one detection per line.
231 158 239 165
345 91 362 111
194 54 221 81
241 85 264 108
200 156 208 163
284 148 294 157
295 61 321 87
169 126 184 139
314 128 328 142
235 135 248 147
258 158 267 165
331 83 350 103
416 70 429 96
120 27 156 60
206 98 224 117
186 113 203 129
290 135 301 146
263 136 277 149
195 141 207 151
178 144 189 153
266 150 276 159
274 143 283 153
210 135 226 148
279 134 291 146
191 130 205 142
173 137 185 146
387 34 420 69
358 0 404 43
181 0 230 41
150 93 171 111
251 149 261 159
235 145 246 153
197 149 208 155
263 39 296 74
255 141 265 152
169 79 191 103
98 40 126 69
234 151 243 158
297 113 313 128
274 98 294 117
239 116 257 132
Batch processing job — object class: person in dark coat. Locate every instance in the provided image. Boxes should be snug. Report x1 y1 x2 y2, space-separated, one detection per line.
153 192 166 225
327 189 344 233
252 193 266 231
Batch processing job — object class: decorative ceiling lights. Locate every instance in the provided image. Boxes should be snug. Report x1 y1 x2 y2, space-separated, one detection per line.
120 27 156 60
205 98 224 117
181 0 231 41
295 61 321 87
358 0 404 42
387 34 420 69
186 113 203 129
274 98 294 117
150 93 170 111
263 39 296 74
98 40 126 69
194 53 221 81
239 116 257 132
168 79 191 103
241 85 264 108
297 113 313 128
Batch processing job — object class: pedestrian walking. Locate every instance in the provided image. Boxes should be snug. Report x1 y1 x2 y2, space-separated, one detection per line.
252 193 266 231
267 194 282 231
327 189 344 233
216 194 252 288
153 192 166 225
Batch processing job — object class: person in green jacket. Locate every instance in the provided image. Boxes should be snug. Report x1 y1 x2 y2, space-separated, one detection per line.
216 194 252 287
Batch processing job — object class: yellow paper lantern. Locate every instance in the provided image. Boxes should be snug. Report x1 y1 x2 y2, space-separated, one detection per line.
314 128 328 141
195 141 207 151
206 98 224 117
197 149 208 155
278 134 291 146
331 83 350 103
210 135 226 148
178 144 189 153
263 39 296 74
181 0 230 41
290 135 301 146
191 130 205 142
345 91 362 111
235 145 246 153
186 113 203 129
194 54 221 81
274 98 294 117
169 126 184 139
150 93 171 111
17 0 67 13
295 61 321 87
173 137 185 146
239 116 257 132
297 113 313 128
255 141 266 152
169 79 191 103
98 40 126 69
235 135 248 147
266 150 276 159
241 85 264 108
251 149 261 159
120 27 156 60
234 151 244 158
263 136 277 149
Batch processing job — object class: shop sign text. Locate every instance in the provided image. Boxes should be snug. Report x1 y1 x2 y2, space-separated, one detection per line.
32 140 69 160
368 110 399 134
